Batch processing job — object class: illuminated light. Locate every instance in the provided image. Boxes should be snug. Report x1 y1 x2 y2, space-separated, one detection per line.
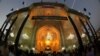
22 33 29 39
62 47 65 51
81 33 86 38
20 45 23 47
46 46 50 49
45 32 52 45
12 42 15 45
67 33 75 40
46 32 52 40
32 47 35 51
10 32 14 37
73 45 76 48
45 40 50 45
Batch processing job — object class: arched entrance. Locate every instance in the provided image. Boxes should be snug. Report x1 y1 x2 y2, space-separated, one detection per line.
35 25 61 53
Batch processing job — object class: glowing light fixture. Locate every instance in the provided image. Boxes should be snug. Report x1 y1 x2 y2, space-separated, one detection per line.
81 33 86 38
20 45 23 47
32 47 35 51
12 42 15 45
22 33 29 39
67 33 75 40
46 32 53 40
62 47 65 51
73 45 76 48
45 32 52 45
10 32 14 37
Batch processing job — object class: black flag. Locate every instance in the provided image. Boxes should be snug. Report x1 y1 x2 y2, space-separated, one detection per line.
22 1 25 5
83 8 87 12
88 12 91 15
11 8 14 11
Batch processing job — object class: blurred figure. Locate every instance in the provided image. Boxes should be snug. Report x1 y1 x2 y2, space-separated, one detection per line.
8 45 15 56
86 47 94 56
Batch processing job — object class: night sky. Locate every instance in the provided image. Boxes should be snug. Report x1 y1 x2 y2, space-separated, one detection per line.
0 0 100 30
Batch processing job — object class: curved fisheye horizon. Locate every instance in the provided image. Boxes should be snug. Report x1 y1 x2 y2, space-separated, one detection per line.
0 0 100 56
0 0 100 30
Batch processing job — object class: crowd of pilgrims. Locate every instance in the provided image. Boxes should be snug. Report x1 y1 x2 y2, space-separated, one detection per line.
0 44 95 56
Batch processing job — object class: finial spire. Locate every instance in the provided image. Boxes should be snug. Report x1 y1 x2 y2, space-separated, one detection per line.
11 8 14 11
71 0 76 8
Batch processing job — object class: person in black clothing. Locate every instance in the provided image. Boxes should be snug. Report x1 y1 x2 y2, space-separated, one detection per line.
29 50 34 56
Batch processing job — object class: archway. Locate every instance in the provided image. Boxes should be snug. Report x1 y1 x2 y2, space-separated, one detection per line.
35 25 61 53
